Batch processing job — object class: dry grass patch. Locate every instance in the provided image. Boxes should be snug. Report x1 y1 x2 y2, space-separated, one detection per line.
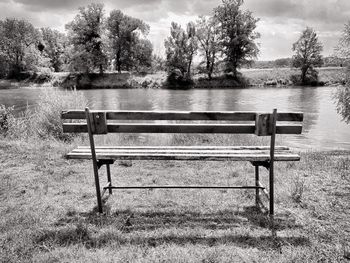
0 139 349 262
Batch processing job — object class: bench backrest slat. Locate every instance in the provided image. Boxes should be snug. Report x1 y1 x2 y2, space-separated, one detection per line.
62 123 302 135
61 110 303 136
62 110 303 122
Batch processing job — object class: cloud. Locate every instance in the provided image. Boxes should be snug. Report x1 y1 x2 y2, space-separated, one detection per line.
0 0 348 59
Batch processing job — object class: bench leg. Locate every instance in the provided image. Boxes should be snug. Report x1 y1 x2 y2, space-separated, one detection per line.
269 163 275 228
255 165 260 207
106 164 112 195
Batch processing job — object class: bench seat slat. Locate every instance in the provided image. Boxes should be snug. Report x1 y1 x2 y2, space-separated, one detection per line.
62 123 302 134
71 149 293 154
76 146 291 150
62 110 303 122
66 146 300 161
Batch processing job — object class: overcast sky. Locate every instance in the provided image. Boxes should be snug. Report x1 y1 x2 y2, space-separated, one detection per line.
0 0 349 60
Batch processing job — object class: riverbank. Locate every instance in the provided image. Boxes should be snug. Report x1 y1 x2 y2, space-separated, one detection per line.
0 67 347 89
0 136 349 262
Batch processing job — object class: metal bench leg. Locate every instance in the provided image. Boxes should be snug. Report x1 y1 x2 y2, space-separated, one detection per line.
93 161 103 213
106 164 112 195
255 165 260 207
269 109 277 230
86 107 103 213
269 164 274 219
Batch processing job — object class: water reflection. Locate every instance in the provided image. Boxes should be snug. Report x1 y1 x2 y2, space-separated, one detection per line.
0 86 349 150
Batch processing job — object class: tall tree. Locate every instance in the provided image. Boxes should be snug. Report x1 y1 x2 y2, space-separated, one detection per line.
107 10 150 73
334 21 350 123
214 0 260 79
66 3 107 74
0 18 39 77
292 27 323 84
164 22 198 80
40 28 67 72
335 21 350 62
196 16 221 80
131 38 153 71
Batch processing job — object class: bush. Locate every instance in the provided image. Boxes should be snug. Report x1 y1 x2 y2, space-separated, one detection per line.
334 86 350 124
0 105 14 135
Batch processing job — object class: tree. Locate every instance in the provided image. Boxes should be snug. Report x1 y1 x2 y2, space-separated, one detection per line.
131 38 153 71
66 3 107 74
214 0 260 79
274 58 291 68
292 27 323 84
335 21 350 60
164 22 198 80
107 10 150 73
39 28 67 72
0 18 39 77
195 16 221 80
334 21 350 123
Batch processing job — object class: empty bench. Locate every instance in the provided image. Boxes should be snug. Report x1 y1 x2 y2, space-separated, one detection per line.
61 108 303 220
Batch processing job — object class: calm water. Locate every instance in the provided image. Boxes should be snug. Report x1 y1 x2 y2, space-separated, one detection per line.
1 86 349 150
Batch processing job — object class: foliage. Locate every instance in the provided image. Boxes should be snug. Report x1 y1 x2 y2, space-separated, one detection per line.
131 38 153 72
0 105 14 135
334 86 350 124
292 27 323 85
214 0 260 79
106 9 151 73
335 21 350 60
0 18 40 77
164 22 198 81
39 27 68 72
195 16 221 80
66 3 108 74
274 58 291 68
151 54 166 72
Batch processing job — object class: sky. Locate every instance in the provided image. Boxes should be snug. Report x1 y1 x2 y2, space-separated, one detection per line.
0 0 349 60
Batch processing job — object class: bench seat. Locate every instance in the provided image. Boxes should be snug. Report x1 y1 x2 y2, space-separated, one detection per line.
66 146 300 162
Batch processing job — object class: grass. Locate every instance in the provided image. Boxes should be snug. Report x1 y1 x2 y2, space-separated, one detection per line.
0 136 349 262
1 90 349 262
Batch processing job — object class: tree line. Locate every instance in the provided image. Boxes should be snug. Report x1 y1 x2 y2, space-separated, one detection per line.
0 0 350 86
0 3 154 78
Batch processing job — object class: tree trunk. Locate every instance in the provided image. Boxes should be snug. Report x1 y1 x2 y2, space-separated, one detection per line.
301 66 308 84
187 59 192 80
99 64 103 75
116 50 121 73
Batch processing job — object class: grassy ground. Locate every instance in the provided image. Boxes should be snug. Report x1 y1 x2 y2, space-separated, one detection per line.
1 135 349 262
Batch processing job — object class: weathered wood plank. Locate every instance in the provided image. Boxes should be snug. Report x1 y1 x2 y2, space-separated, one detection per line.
71 149 293 155
76 145 291 150
62 110 303 122
63 123 302 134
91 112 107 134
65 152 300 161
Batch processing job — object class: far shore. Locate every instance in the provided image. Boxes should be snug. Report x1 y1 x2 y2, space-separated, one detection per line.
0 67 347 90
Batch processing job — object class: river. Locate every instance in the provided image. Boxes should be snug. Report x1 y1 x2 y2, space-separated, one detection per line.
0 86 349 151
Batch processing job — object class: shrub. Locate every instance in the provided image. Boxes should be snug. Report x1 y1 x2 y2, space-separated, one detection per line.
334 86 350 124
0 105 14 135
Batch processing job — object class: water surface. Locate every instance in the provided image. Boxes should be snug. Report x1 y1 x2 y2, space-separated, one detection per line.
1 86 349 150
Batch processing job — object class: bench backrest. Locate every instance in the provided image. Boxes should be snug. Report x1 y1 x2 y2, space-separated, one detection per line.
61 109 303 136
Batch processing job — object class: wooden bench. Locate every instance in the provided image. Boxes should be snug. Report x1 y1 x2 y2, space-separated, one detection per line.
61 108 303 221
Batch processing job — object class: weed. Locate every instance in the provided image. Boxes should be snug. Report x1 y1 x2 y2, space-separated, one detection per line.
290 175 306 203
0 88 87 141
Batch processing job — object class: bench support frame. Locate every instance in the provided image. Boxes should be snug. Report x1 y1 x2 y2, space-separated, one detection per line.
84 108 278 225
